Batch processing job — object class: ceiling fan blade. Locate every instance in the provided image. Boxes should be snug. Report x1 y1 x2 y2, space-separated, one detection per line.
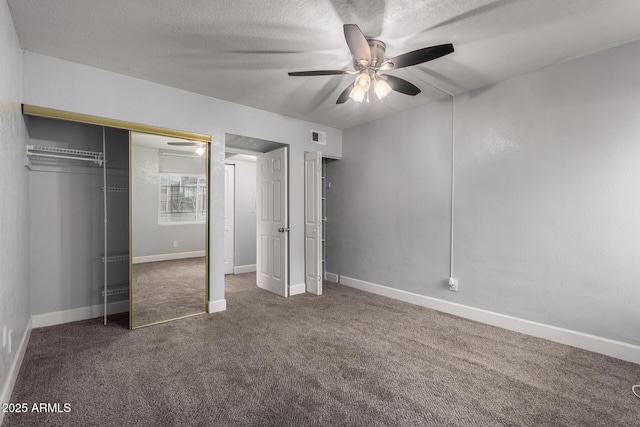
288 70 353 76
167 142 200 146
343 24 371 64
383 43 454 70
336 82 355 104
381 75 421 96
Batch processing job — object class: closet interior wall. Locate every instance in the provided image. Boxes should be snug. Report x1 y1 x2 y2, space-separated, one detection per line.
102 127 129 321
27 116 129 322
321 157 337 280
321 157 327 279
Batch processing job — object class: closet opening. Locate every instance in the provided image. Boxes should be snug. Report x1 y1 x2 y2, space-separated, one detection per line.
25 115 129 326
23 105 211 329
320 156 338 285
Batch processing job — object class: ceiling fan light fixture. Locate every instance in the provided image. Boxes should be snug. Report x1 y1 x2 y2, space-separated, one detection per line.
195 146 205 156
374 78 392 100
349 85 366 102
354 72 371 90
349 72 371 102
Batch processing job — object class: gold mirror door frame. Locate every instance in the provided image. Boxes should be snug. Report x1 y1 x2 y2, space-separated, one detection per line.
129 130 210 329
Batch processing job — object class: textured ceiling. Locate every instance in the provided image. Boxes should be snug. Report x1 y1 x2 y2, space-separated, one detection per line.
8 0 640 129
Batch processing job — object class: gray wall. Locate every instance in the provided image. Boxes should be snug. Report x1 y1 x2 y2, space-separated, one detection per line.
326 98 453 295
229 160 256 267
327 39 640 346
131 145 206 258
0 0 30 409
452 39 640 344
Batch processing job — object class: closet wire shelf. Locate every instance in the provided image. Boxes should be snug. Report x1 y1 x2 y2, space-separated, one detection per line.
101 186 129 193
101 253 129 263
26 144 104 167
101 283 129 297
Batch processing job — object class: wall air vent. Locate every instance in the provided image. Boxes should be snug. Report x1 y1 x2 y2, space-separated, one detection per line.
311 130 327 145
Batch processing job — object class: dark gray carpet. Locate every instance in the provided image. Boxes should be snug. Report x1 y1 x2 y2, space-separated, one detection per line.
132 257 207 327
4 274 640 426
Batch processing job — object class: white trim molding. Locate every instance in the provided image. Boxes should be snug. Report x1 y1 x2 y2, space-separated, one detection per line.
132 250 206 264
1 318 32 425
208 299 227 314
289 283 306 296
339 275 640 364
324 272 339 283
32 300 129 329
233 264 256 274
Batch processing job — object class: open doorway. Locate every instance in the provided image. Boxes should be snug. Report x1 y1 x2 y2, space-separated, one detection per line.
224 157 256 276
224 133 289 298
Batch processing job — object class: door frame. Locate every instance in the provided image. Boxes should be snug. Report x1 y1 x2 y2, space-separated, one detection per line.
224 163 235 275
224 144 289 297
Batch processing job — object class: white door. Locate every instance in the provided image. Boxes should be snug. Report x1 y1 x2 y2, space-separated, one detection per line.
224 164 235 275
304 151 322 295
256 147 288 297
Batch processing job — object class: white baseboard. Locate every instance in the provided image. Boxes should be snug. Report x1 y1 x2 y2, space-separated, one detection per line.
339 275 640 364
208 299 226 313
289 283 306 296
133 250 206 264
233 264 256 274
32 300 129 329
325 272 339 283
0 317 32 425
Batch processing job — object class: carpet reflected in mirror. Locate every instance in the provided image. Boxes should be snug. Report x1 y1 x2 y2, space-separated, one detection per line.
132 257 206 327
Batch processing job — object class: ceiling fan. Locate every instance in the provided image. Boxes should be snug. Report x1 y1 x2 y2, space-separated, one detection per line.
167 141 206 156
167 142 200 146
288 24 454 104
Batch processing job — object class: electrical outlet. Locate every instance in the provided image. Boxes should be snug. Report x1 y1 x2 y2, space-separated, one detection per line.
172 241 178 248
448 277 458 292
2 325 6 348
7 329 13 354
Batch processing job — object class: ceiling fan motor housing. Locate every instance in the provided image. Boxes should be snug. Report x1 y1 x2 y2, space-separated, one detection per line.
354 39 386 70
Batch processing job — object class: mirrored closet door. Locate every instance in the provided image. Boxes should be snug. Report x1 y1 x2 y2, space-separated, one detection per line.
130 131 209 328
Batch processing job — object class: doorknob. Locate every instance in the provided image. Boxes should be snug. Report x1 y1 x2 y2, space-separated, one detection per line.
278 227 290 233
